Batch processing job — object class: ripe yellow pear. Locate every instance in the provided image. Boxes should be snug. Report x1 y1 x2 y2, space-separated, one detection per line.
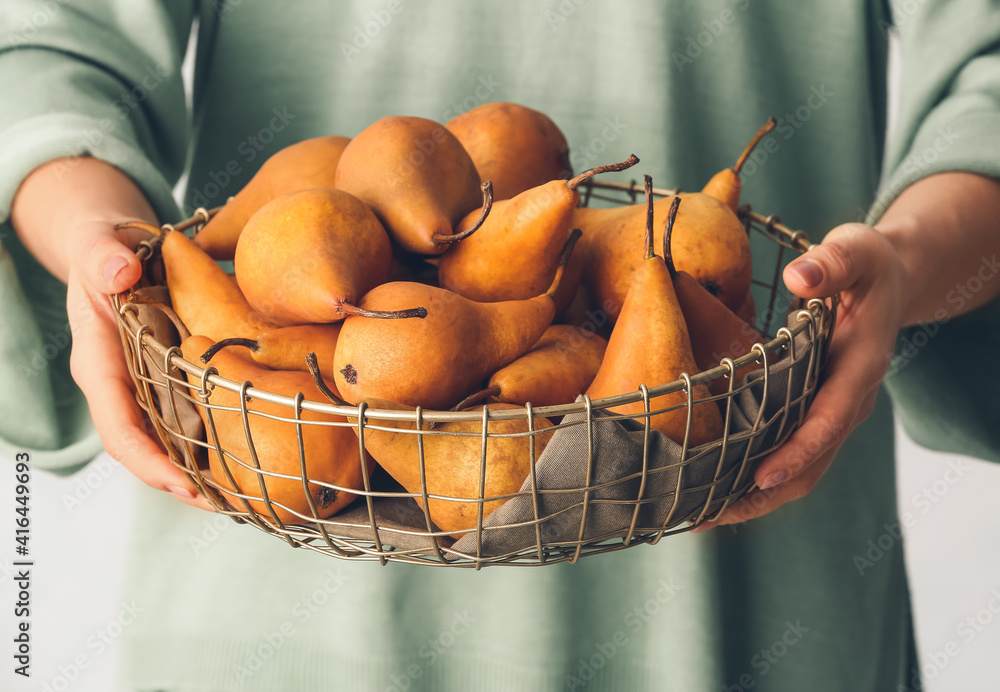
660 199 770 397
335 116 484 255
193 136 350 259
458 325 608 409
181 335 373 525
576 191 751 319
701 117 776 212
308 359 555 539
437 155 638 313
200 323 343 381
586 183 723 446
235 188 424 325
161 229 277 341
446 101 572 200
333 232 580 410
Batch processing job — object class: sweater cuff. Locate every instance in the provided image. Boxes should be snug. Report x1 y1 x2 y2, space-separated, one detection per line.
0 114 180 224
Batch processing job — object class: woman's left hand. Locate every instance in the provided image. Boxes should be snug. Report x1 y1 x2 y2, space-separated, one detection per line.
694 222 906 530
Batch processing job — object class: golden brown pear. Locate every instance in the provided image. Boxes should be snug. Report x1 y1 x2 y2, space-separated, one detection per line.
193 136 350 259
235 188 420 326
333 232 580 410
200 324 343 381
460 325 608 408
445 102 572 200
308 366 554 538
334 116 484 255
701 117 776 213
672 269 768 397
161 230 277 341
576 190 751 319
437 155 638 313
180 335 373 525
585 184 724 446
660 203 769 397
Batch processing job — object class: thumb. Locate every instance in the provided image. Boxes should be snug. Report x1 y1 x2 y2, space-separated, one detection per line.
783 223 887 299
73 224 144 296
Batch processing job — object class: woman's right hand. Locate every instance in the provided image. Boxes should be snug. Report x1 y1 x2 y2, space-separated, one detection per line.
12 157 213 510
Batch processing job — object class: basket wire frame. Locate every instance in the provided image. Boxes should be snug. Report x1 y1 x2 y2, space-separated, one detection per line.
114 180 836 568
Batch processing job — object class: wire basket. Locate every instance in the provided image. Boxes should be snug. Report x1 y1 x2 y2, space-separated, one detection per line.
113 179 836 568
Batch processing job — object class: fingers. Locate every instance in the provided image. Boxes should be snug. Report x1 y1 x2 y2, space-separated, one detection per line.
783 223 892 300
752 334 886 489
693 336 883 531
67 274 214 511
69 221 145 296
756 223 902 490
689 223 908 532
693 444 839 530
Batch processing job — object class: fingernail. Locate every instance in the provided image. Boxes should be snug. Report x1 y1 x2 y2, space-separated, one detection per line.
789 261 822 288
103 255 129 285
759 470 788 490
166 484 196 499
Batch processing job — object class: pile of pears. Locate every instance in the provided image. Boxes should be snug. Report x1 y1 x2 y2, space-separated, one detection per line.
153 103 776 537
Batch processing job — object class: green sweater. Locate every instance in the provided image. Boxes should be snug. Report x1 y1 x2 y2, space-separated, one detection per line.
1 1 999 690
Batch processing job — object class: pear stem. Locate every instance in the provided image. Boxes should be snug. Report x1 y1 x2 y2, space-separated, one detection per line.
544 228 583 299
565 154 640 192
123 293 164 306
114 220 164 237
432 181 494 244
733 117 777 175
663 196 681 278
451 385 502 412
338 302 427 320
200 337 259 364
643 175 655 260
306 352 350 406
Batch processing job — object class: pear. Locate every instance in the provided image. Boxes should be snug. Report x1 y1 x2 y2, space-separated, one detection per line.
333 231 580 410
576 190 751 319
446 102 572 200
181 335 373 525
160 229 277 341
586 182 723 446
334 116 485 255
200 323 343 381
193 136 350 260
661 200 769 397
308 357 554 538
701 117 776 212
457 325 608 409
437 155 638 310
235 188 425 325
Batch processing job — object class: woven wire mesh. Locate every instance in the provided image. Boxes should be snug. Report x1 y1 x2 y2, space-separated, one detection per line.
113 180 836 568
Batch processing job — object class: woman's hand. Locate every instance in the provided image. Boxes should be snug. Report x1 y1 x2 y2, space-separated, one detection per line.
64 220 213 510
12 158 212 510
694 223 905 529
695 172 1000 530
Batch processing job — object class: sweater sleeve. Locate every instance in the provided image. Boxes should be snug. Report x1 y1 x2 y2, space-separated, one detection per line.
867 1 1000 462
0 0 195 473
